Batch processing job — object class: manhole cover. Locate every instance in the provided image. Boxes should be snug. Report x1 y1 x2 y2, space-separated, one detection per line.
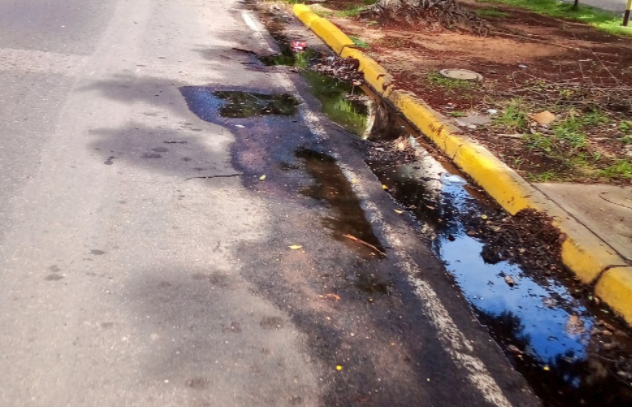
439 69 483 81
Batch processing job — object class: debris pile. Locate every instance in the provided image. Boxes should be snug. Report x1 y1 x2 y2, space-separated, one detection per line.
312 56 364 86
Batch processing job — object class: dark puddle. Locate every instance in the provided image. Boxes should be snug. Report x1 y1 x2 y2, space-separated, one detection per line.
301 71 368 137
367 112 632 406
180 87 299 119
297 149 384 259
251 6 369 136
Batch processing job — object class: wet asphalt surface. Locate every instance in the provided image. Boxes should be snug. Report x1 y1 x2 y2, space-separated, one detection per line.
0 0 628 406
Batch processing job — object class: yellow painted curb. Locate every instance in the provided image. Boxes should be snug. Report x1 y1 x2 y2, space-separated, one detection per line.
596 267 632 323
292 5 632 324
293 4 319 27
341 48 394 94
308 16 355 54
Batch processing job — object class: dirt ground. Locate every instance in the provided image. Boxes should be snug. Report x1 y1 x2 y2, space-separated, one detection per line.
307 0 632 183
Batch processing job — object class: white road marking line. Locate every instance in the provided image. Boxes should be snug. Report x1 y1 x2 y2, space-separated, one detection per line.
242 11 513 407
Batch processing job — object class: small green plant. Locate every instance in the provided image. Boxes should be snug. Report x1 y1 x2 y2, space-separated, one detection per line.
494 98 528 130
600 160 632 179
581 109 608 126
620 120 632 134
349 35 370 49
524 132 552 153
366 20 379 27
475 8 509 18
448 110 468 117
527 170 560 182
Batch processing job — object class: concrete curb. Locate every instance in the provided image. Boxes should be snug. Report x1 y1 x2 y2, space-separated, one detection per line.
292 4 632 324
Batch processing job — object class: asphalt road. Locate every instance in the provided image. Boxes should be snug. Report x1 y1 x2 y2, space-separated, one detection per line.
0 0 541 406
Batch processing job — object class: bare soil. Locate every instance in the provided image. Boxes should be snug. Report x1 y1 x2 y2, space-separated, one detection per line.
320 0 632 183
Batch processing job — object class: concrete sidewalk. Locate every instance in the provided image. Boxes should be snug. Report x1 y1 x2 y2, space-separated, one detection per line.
535 183 632 263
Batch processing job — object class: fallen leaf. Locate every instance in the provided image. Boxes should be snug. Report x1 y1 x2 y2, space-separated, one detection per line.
529 111 556 125
336 365 343 371
288 245 303 250
481 214 488 220
394 209 404 214
504 275 515 287
382 184 388 190
259 175 266 181
543 365 550 371
324 293 341 301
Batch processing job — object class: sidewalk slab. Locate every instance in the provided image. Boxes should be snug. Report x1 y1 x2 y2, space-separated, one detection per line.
535 183 632 262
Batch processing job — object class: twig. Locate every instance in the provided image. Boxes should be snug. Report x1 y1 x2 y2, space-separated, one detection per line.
343 234 387 256
186 174 243 180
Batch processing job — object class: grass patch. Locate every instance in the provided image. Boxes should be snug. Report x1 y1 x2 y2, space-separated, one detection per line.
475 7 509 18
475 0 632 36
493 98 528 130
349 35 370 48
601 160 632 179
427 72 479 92
526 170 563 182
336 6 367 18
448 110 468 117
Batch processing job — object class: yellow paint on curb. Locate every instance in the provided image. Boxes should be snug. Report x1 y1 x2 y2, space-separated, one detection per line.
293 4 319 27
309 17 355 54
292 4 632 325
596 267 632 323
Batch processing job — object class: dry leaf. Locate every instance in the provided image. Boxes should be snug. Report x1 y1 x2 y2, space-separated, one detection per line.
259 175 266 181
382 184 388 190
529 111 556 125
504 275 515 287
288 245 303 250
324 293 341 301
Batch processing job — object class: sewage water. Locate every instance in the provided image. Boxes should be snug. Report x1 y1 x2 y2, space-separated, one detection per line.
180 87 299 119
367 121 632 407
297 148 384 258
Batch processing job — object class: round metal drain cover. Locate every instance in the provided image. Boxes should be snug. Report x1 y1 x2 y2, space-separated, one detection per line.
439 68 483 81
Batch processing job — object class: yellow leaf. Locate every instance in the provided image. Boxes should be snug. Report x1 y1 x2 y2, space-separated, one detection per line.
259 175 266 181
543 365 550 371
481 214 488 220
288 245 303 250
394 209 403 214
336 365 343 371
382 185 388 190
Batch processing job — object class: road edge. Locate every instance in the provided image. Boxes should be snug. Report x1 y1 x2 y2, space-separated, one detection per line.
292 4 632 325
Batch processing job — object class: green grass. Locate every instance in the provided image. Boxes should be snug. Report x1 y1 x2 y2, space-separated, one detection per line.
475 7 509 18
448 110 468 117
475 0 632 36
601 160 632 179
493 98 528 130
336 6 366 18
427 72 479 92
526 170 562 182
349 35 370 48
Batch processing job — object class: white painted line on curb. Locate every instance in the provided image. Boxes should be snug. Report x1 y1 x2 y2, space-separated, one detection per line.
243 11 513 407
